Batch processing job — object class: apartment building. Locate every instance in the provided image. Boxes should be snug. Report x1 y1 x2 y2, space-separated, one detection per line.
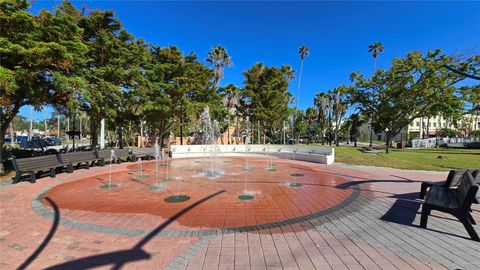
358 114 480 142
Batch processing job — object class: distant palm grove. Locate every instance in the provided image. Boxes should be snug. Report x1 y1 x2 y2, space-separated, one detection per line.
1 0 479 174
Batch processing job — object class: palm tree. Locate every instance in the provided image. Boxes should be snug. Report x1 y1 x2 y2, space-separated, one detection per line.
220 84 240 144
294 45 310 143
305 107 317 144
206 45 232 89
314 92 327 144
368 42 384 73
367 42 384 146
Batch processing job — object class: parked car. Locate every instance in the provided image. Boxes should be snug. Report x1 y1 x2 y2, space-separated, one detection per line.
46 137 62 146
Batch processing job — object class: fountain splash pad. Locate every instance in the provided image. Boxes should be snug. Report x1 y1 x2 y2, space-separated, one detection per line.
43 157 354 231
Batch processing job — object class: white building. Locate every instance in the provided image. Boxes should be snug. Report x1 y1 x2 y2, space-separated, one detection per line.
358 114 480 143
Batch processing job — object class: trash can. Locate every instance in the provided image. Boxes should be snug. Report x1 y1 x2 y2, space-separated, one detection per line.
397 142 404 149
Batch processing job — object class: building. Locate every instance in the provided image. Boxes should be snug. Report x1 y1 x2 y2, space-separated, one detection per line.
358 114 480 143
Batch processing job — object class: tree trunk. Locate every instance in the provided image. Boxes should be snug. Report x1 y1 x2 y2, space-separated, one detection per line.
0 138 5 176
227 115 230 145
263 127 266 144
385 131 391 154
180 116 183 145
118 125 124 149
0 109 18 175
369 114 373 147
426 117 430 138
90 119 99 149
236 117 239 144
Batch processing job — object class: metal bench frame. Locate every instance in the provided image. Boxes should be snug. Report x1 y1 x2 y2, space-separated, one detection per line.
420 170 479 241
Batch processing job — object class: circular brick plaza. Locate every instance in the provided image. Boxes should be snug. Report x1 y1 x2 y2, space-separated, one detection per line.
42 157 356 232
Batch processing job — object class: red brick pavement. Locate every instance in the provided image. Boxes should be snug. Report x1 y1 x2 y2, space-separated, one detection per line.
1 156 478 269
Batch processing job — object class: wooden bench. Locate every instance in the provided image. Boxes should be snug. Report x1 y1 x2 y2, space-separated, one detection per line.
95 149 117 166
11 154 69 184
420 170 479 241
59 151 101 171
131 148 156 161
419 169 466 199
114 148 133 163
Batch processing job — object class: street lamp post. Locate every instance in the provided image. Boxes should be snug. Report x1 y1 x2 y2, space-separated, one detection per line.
385 127 389 153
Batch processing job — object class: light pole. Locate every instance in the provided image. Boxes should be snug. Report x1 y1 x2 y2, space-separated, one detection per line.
385 127 390 153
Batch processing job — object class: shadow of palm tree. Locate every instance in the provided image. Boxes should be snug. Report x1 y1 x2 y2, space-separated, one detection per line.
17 197 60 270
42 190 226 270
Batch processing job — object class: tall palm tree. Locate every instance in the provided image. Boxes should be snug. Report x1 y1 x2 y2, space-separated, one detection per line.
305 107 317 144
206 45 232 89
314 92 327 144
368 42 384 73
367 42 384 146
294 45 309 143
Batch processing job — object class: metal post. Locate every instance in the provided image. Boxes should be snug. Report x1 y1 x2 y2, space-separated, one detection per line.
72 109 76 152
29 107 33 141
57 116 60 138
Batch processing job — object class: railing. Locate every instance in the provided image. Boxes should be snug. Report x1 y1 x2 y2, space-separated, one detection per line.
411 137 479 148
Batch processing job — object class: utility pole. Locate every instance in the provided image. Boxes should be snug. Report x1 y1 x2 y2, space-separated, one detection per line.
72 110 76 152
57 116 60 138
29 107 33 141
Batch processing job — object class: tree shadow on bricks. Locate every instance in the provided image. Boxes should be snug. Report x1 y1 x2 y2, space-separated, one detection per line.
36 190 226 270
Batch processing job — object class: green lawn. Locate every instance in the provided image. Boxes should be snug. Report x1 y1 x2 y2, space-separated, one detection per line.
328 146 479 171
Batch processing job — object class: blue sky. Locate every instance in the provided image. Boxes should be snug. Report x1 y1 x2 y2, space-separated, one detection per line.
22 0 480 120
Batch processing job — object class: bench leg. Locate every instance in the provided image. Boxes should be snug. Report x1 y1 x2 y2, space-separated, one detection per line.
467 212 476 225
459 216 480 241
419 182 432 199
29 172 36 183
67 164 74 173
50 168 56 178
12 173 21 184
420 206 430 228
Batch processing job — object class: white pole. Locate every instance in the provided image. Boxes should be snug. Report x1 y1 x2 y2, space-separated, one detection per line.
100 118 105 149
57 116 60 138
29 107 33 141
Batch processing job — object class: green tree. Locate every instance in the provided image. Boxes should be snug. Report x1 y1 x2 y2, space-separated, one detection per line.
347 113 365 147
329 85 350 146
305 106 317 144
219 84 240 144
313 92 328 144
241 63 294 144
145 46 220 146
350 50 470 153
0 0 86 174
206 45 232 89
